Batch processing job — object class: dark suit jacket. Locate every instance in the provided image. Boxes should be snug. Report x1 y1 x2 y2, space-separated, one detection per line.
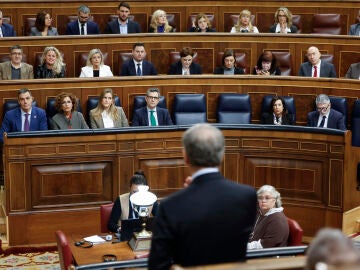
120 59 157 76
307 109 346 130
214 66 244 74
345 62 360 79
103 19 141 34
1 23 16 36
188 27 216 32
261 112 295 125
65 20 100 35
168 61 202 75
148 172 257 269
0 106 48 143
349 23 360 36
132 106 173 126
269 24 298 33
298 61 337 78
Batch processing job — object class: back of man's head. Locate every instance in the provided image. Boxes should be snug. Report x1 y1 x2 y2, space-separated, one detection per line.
182 123 224 167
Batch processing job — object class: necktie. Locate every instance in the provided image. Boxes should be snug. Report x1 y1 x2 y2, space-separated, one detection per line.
136 63 141 76
319 115 326 128
313 66 318 77
80 23 85 35
150 110 157 126
24 113 30 131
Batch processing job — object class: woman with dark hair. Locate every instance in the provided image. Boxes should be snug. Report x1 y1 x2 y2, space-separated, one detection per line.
214 49 244 75
49 92 88 130
168 47 202 75
30 10 58 36
108 170 159 233
189 13 216 32
261 96 294 125
253 51 281 76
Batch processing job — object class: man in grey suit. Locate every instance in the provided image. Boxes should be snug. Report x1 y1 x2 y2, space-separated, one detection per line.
345 62 360 80
298 46 336 78
0 45 33 80
348 10 360 36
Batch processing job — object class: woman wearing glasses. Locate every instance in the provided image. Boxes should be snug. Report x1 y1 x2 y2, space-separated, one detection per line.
50 92 88 130
247 185 289 249
269 7 298 34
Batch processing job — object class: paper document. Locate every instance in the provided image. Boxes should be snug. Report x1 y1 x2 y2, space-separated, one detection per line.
83 235 106 244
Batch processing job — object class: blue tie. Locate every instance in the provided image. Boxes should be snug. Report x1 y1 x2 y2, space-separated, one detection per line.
136 63 141 76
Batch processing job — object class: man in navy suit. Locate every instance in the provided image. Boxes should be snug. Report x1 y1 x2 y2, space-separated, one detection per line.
65 5 100 35
345 62 360 80
1 88 48 143
168 47 202 75
120 42 157 76
349 10 360 36
307 94 346 130
299 46 336 78
148 123 257 269
132 88 172 126
0 10 16 37
103 2 141 34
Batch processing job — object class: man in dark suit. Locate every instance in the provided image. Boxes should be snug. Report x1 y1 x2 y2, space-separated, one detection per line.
132 87 172 126
103 2 141 34
0 10 16 37
307 94 346 130
65 5 100 35
348 10 360 36
148 124 257 269
168 47 202 75
1 88 48 143
120 42 157 76
345 62 360 80
299 46 336 78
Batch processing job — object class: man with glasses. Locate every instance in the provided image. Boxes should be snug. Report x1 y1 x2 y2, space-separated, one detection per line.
65 5 100 35
104 2 141 34
299 46 336 78
307 94 346 130
132 88 172 126
0 10 16 37
0 45 33 80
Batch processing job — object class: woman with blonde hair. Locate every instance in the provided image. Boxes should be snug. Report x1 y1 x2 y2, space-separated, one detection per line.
149 9 174 33
89 88 129 129
80 49 113 78
35 46 65 78
231 9 259 33
269 7 298 34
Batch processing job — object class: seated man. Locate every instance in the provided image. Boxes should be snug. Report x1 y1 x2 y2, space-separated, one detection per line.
345 62 360 80
299 46 336 78
107 170 158 233
0 45 33 80
0 10 16 37
0 88 48 143
65 5 100 35
103 2 141 34
307 94 346 130
120 42 157 76
349 10 360 36
132 87 173 126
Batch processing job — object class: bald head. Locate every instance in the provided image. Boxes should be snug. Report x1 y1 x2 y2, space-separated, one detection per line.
307 46 321 66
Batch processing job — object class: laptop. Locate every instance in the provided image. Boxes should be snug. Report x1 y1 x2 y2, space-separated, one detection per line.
120 217 154 241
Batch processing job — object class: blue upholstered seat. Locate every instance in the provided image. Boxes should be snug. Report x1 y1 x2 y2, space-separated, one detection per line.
173 94 206 125
217 93 251 124
133 95 166 115
261 95 296 124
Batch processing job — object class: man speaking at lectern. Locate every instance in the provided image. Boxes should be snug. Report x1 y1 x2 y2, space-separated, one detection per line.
149 124 257 269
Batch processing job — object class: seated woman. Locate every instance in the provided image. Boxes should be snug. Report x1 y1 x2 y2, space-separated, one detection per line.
108 170 159 233
269 7 298 34
89 88 129 129
253 51 281 76
230 10 259 33
35 46 65 78
50 92 89 130
261 96 294 125
80 48 113 78
168 47 202 75
149 9 174 33
214 49 244 75
30 10 58 36
188 13 216 32
248 185 289 249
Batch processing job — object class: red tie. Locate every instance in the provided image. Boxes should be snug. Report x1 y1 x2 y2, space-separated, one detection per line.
313 66 318 78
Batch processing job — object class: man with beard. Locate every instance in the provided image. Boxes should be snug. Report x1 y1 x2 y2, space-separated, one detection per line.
104 2 141 34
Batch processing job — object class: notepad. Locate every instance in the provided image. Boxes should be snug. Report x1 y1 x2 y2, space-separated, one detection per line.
83 235 106 244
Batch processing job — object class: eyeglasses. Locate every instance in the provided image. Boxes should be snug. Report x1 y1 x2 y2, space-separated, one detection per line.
317 104 330 111
257 196 275 202
147 96 159 100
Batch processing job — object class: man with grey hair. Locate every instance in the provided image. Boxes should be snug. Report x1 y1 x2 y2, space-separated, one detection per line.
307 94 346 130
65 5 100 35
149 124 257 269
0 45 33 80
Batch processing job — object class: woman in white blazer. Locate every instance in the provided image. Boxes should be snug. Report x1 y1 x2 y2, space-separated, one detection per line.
80 48 113 77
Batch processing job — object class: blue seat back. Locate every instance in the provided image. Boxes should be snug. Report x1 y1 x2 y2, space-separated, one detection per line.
86 96 121 125
173 94 206 125
46 97 82 120
217 93 251 124
261 95 296 124
3 99 37 119
329 96 348 128
133 95 166 115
